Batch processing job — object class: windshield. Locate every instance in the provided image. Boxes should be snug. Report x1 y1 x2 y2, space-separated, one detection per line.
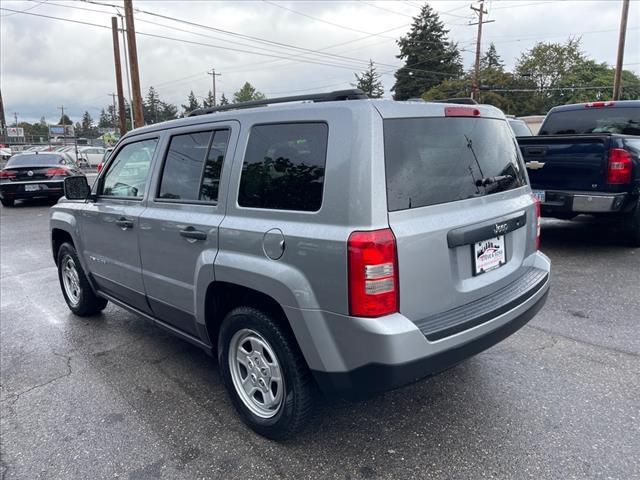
509 119 532 136
6 154 66 167
539 107 640 135
384 117 527 211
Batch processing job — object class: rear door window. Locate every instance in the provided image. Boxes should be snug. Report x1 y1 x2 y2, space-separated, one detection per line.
238 123 328 211
158 129 230 203
384 118 526 211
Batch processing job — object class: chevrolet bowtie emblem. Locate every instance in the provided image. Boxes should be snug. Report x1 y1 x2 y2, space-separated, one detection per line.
526 161 546 170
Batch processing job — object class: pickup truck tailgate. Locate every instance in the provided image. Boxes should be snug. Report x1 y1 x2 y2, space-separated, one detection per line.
520 136 610 191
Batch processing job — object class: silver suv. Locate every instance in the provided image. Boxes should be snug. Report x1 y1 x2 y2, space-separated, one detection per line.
50 90 550 439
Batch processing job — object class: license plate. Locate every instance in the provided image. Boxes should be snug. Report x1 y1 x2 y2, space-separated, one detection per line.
532 190 546 203
24 184 40 192
473 236 506 276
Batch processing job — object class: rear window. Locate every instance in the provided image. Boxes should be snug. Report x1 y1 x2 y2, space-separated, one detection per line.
6 154 65 167
539 107 640 135
384 118 527 212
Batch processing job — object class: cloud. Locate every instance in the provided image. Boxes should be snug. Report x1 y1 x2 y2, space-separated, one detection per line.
1 0 638 123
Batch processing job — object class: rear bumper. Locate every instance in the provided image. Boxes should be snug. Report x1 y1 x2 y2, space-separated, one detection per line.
0 181 64 199
289 252 550 398
538 190 629 215
314 288 548 398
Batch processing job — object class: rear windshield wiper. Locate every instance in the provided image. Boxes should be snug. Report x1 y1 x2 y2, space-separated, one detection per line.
475 174 514 188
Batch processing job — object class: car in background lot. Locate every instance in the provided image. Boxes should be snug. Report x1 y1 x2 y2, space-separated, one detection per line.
518 100 640 245
0 152 83 207
0 146 12 160
96 147 114 173
77 146 106 167
51 90 550 439
507 117 533 136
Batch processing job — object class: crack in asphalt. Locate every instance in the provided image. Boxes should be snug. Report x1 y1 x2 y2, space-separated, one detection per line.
525 324 640 359
0 351 73 410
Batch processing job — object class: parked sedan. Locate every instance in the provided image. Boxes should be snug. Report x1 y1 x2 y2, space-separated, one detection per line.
0 153 83 207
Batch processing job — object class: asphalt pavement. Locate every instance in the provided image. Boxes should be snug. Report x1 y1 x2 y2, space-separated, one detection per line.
0 199 638 480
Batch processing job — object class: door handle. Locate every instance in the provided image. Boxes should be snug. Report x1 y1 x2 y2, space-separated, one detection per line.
115 217 134 229
179 226 207 241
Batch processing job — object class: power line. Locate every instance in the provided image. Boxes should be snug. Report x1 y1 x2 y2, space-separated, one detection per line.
0 0 47 17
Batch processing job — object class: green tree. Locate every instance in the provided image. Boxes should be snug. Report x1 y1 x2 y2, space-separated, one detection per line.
514 38 587 114
144 86 163 124
181 90 201 114
159 101 178 121
57 114 72 126
480 43 504 71
220 93 230 106
233 82 266 103
203 90 216 108
98 109 110 128
392 4 463 100
352 60 384 98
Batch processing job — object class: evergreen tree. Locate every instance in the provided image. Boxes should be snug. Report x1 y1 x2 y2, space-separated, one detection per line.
219 93 230 106
352 60 384 98
144 86 163 124
159 102 178 121
57 114 72 126
480 43 504 71
203 90 216 108
98 109 111 128
392 4 463 100
181 90 201 114
233 82 265 103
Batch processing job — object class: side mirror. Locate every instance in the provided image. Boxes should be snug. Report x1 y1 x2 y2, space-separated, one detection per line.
64 176 92 200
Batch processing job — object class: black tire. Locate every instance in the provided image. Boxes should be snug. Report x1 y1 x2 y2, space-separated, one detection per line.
1 198 14 207
56 242 108 316
218 306 315 440
628 201 640 247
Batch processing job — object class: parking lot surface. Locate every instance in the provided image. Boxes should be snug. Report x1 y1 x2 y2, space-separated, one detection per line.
1 200 638 480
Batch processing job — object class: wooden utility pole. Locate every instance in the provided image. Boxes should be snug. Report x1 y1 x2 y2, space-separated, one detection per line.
470 1 494 101
207 68 221 106
613 0 630 100
123 0 144 128
0 89 6 131
111 16 128 135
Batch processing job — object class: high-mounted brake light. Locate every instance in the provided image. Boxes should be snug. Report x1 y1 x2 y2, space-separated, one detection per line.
348 228 398 317
0 170 16 179
444 106 481 117
531 194 541 250
585 101 615 108
45 167 69 177
607 148 633 184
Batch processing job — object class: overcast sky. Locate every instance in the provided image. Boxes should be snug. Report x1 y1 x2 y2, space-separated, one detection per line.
1 0 638 123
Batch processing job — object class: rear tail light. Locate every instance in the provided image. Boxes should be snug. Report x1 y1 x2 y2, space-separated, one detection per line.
445 106 481 117
45 167 69 177
0 170 16 179
607 148 632 184
348 228 399 317
97 162 103 173
531 194 541 250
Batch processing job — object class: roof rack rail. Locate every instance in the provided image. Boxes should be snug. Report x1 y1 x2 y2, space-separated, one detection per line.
430 97 479 105
188 89 369 117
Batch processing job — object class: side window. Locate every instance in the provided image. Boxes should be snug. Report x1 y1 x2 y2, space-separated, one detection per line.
101 138 158 198
158 131 211 201
157 129 230 202
200 130 230 202
238 123 328 211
